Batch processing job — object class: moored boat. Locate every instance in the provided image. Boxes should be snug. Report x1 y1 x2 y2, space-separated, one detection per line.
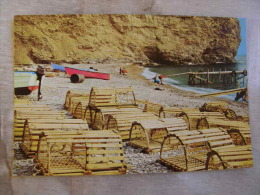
14 71 39 95
65 67 110 80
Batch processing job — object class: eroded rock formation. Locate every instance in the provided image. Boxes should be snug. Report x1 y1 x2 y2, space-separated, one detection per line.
14 14 241 65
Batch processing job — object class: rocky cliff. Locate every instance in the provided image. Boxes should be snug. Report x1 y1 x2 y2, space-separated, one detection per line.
13 14 241 65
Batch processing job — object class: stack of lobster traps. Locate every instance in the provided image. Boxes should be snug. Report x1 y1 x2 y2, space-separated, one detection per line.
14 97 127 176
157 128 253 172
83 87 159 139
155 101 252 172
84 87 194 142
14 104 64 141
14 88 253 175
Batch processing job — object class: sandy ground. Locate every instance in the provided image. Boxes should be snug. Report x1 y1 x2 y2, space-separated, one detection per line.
13 63 249 175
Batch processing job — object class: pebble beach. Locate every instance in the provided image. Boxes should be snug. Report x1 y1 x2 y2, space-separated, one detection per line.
13 63 249 175
26 63 249 114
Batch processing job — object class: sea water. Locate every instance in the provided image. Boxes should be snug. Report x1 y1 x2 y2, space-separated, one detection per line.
142 55 247 101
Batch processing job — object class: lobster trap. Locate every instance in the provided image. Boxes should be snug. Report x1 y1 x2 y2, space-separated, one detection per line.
86 87 145 132
72 101 89 119
64 90 89 110
36 130 126 176
158 131 210 172
198 128 234 149
67 96 89 114
87 106 143 130
205 145 253 170
199 101 243 120
106 111 158 140
20 119 89 157
159 107 200 118
14 110 65 141
178 111 226 130
128 118 188 153
197 117 251 145
89 87 137 107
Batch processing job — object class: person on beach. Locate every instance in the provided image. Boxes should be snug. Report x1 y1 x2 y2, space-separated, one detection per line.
119 67 122 75
122 68 127 75
159 75 165 85
153 74 160 84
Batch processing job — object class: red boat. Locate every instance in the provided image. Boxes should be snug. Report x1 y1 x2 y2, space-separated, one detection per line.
65 67 110 80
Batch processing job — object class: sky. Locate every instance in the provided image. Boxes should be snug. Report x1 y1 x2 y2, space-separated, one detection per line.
237 18 246 56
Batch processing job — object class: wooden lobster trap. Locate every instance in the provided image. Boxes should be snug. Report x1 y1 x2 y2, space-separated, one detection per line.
67 96 89 114
89 87 137 107
20 119 89 157
90 106 144 130
135 99 163 115
35 130 126 176
200 101 229 113
198 128 234 149
14 104 52 111
178 111 226 130
72 101 89 119
205 145 253 170
199 101 247 121
159 107 200 118
64 90 89 110
105 111 158 140
86 87 141 130
197 117 251 145
158 131 210 172
14 110 65 141
128 118 188 153
15 110 66 119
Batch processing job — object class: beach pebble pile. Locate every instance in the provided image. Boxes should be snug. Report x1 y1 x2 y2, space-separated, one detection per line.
124 146 173 174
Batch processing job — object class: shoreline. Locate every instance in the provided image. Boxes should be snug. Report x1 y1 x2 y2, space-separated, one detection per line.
121 63 248 116
25 63 249 116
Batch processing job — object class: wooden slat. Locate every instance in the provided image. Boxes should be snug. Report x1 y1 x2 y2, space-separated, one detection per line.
87 156 124 163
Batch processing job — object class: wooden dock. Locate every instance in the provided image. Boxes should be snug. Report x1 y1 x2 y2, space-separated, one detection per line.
167 70 247 88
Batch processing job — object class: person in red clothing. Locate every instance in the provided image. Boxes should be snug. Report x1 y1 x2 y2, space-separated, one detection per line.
159 75 166 84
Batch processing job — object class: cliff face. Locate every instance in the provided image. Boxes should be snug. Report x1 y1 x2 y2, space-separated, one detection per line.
13 14 241 65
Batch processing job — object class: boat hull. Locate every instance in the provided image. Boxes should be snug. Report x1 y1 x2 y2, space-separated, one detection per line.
51 63 66 72
14 71 39 95
15 86 39 95
65 67 110 80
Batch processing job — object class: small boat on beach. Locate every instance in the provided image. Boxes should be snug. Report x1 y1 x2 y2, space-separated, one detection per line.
65 67 110 80
51 63 66 72
14 71 39 95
